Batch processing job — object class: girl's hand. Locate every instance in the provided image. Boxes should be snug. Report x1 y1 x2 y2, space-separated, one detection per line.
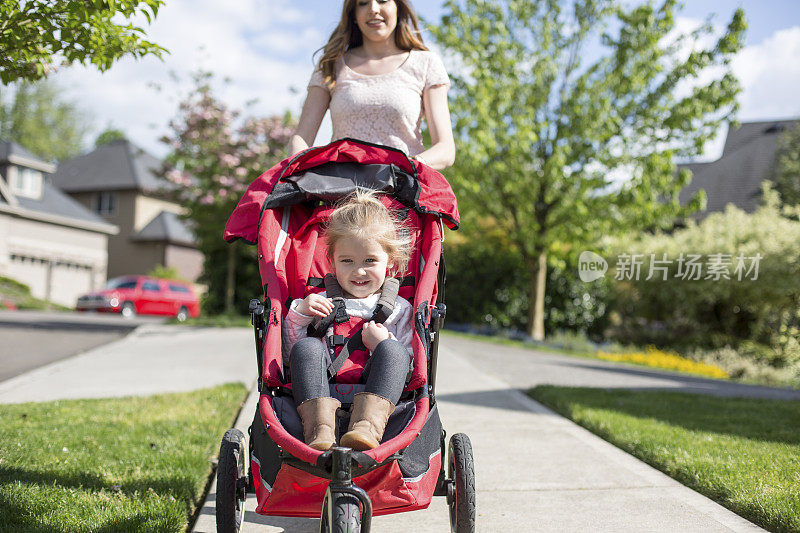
297 294 334 318
362 321 390 352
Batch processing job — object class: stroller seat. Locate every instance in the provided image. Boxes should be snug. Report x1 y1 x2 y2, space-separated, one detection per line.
222 138 464 519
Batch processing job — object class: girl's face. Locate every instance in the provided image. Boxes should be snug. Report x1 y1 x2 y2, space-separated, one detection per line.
354 0 398 44
333 236 392 299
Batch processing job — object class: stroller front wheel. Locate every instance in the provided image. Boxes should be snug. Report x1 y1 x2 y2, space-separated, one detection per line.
216 428 248 533
447 433 476 533
320 492 361 533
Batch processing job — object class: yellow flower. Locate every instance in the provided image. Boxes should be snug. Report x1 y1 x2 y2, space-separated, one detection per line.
597 346 728 379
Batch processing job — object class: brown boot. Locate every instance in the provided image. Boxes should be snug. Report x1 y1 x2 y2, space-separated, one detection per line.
296 397 341 451
340 393 395 451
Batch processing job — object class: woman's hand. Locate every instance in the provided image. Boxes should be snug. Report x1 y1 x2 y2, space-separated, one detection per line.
297 293 334 318
362 320 390 352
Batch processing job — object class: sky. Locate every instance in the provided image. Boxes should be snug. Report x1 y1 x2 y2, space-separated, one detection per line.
47 0 800 161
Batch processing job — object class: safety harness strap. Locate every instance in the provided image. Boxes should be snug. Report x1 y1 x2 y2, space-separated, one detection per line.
306 276 402 380
306 274 348 338
372 276 400 323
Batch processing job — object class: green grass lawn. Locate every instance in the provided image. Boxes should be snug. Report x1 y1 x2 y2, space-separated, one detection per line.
0 383 247 532
0 276 70 311
529 386 800 533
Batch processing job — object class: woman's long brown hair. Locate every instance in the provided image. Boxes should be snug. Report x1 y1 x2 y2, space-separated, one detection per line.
315 0 428 89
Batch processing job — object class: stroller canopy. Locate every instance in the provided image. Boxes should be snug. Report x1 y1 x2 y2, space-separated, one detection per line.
224 138 460 244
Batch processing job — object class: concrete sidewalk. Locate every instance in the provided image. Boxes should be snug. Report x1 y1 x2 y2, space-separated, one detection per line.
192 340 764 533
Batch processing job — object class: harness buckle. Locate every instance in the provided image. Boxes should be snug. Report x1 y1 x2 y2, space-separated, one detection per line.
329 334 346 347
332 297 349 323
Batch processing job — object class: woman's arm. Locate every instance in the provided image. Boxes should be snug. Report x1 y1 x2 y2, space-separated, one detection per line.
287 86 331 157
415 85 455 170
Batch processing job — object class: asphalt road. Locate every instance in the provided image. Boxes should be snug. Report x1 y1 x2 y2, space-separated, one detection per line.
443 333 800 400
0 310 162 383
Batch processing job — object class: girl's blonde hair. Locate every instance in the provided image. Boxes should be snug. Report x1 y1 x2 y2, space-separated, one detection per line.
325 189 411 275
315 0 428 89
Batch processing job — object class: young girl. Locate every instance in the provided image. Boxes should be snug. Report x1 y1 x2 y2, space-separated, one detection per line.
288 0 455 170
283 190 413 451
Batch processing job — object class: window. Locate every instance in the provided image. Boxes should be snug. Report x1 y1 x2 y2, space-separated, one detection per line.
168 284 190 293
10 167 43 199
142 281 161 292
93 192 116 215
105 278 138 290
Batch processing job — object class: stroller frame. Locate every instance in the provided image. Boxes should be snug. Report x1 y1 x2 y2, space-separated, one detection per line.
216 139 474 533
246 272 449 532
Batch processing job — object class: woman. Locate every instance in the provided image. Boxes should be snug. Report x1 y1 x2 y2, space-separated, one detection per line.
288 0 455 170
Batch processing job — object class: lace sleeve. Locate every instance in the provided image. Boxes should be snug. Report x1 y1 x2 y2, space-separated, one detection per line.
425 52 450 90
307 67 329 92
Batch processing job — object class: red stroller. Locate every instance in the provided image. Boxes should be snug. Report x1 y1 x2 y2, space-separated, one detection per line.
216 138 475 532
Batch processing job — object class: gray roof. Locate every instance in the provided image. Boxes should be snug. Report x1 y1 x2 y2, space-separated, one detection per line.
131 210 196 247
14 179 112 226
0 140 56 173
0 140 114 231
0 140 39 162
678 119 797 219
50 139 174 193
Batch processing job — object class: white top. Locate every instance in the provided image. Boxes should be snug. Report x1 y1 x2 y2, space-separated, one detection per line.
308 49 450 157
283 291 414 357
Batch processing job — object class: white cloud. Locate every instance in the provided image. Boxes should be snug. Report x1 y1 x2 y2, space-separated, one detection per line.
51 0 324 158
733 26 800 121
659 20 800 160
692 25 800 161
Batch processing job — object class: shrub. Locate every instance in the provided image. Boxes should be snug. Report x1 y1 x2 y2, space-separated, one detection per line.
443 231 611 337
147 264 183 281
605 184 800 369
687 345 800 387
546 329 601 352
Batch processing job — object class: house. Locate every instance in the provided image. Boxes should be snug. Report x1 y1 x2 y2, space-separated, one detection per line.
0 141 117 307
50 139 203 282
678 119 797 219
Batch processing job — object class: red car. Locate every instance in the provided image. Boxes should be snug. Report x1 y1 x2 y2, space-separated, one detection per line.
76 276 201 321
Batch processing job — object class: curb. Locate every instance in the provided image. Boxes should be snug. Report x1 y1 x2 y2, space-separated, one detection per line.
190 380 259 533
233 381 260 442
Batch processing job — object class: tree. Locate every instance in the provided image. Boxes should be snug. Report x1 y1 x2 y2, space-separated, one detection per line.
0 0 166 84
95 127 126 146
0 79 89 161
428 0 745 339
774 123 800 207
160 72 295 314
147 264 182 281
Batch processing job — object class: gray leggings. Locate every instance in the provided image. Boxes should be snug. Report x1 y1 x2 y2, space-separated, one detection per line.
290 337 411 405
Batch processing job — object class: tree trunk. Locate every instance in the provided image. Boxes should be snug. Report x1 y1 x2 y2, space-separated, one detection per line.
225 243 236 314
527 250 547 341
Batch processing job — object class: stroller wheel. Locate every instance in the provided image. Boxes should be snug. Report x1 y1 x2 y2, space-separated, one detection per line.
216 428 248 533
447 433 476 533
319 493 361 533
